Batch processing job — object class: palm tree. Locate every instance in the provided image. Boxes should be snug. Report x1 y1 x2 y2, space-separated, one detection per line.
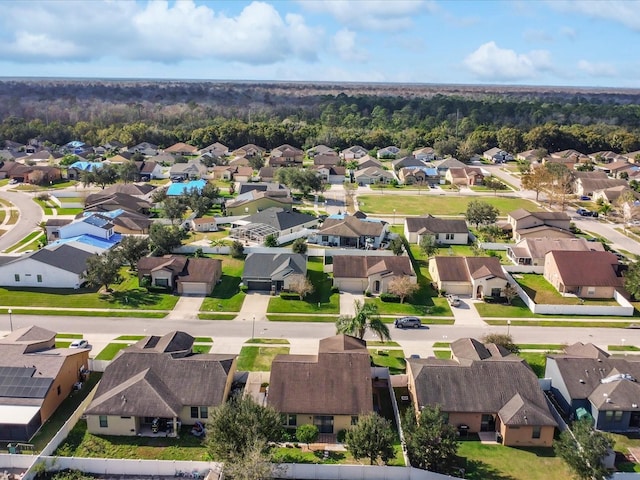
599 202 612 218
335 300 390 342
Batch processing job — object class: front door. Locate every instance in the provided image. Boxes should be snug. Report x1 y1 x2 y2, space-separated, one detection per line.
481 414 495 432
313 415 334 434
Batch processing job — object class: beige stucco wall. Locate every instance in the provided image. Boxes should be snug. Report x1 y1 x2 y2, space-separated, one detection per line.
292 414 356 434
151 270 174 288
40 351 90 422
472 277 508 298
87 415 139 436
447 412 483 432
500 424 555 447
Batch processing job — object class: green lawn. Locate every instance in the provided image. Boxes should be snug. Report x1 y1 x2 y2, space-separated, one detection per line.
56 333 83 339
268 257 339 314
95 343 133 360
5 231 42 253
439 245 508 263
198 313 237 320
456 438 571 480
54 420 208 460
486 319 639 328
0 308 166 318
245 338 290 344
0 269 178 310
518 352 549 378
56 208 84 215
267 315 338 322
55 341 72 348
515 274 619 306
609 345 640 351
115 335 144 341
434 350 451 359
367 341 401 347
236 346 290 371
369 349 406 374
358 195 540 216
200 256 246 312
609 432 640 472
192 345 212 354
195 337 214 343
271 442 404 466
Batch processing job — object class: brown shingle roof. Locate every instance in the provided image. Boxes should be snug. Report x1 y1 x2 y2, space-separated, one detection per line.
547 250 623 287
432 256 505 282
319 216 385 238
405 215 468 234
332 255 414 279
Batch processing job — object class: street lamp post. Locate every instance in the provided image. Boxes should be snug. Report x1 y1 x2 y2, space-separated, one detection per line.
252 315 255 341
507 319 511 336
8 309 12 332
393 209 396 225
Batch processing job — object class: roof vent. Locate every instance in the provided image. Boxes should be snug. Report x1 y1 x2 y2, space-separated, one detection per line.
579 379 585 384
606 398 612 403
633 404 638 408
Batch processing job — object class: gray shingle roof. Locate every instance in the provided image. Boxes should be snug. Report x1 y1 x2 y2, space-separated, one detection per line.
243 208 316 231
27 245 94 274
405 215 468 235
243 253 307 281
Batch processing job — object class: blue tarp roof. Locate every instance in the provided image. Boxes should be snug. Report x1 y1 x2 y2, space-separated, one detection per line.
82 209 125 219
49 233 122 250
69 161 102 172
167 179 207 196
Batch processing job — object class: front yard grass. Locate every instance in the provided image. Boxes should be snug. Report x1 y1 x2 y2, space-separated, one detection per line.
200 256 246 312
357 195 540 216
518 352 549 378
5 230 43 253
54 419 208 460
456 437 571 480
245 338 290 344
95 343 133 360
198 313 237 320
609 345 640 351
369 349 406 374
268 257 339 314
236 346 289 371
267 315 337 322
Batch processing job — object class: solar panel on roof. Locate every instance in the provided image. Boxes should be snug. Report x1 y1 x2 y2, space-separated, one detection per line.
0 367 53 398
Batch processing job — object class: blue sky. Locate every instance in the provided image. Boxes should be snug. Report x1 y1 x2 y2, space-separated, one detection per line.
0 0 638 88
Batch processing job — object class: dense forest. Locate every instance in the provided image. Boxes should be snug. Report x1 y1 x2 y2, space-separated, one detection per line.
1 79 640 157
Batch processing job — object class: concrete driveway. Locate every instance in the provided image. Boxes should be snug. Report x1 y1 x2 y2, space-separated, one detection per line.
450 297 487 327
236 292 271 322
165 296 205 321
339 292 365 317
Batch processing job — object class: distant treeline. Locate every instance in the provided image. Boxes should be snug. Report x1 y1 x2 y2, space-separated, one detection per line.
1 80 639 156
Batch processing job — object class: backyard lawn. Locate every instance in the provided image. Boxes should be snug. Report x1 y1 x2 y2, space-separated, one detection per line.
0 269 178 310
369 349 406 374
515 274 619 306
236 346 290 371
357 195 540 216
200 256 246 312
268 257 339 314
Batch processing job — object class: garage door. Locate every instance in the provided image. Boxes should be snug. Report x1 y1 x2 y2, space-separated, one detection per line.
179 282 210 296
442 282 472 296
247 281 272 291
335 278 366 294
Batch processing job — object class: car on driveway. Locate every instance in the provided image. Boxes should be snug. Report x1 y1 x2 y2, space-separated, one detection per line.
394 316 422 329
446 294 461 307
580 195 591 201
70 339 89 349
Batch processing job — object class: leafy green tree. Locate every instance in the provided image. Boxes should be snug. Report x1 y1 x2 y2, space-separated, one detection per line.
624 261 640 300
162 197 187 225
81 250 122 292
554 418 612 480
276 168 323 196
151 187 168 204
403 405 459 473
92 163 119 189
148 224 186 255
465 200 498 228
223 440 277 480
118 161 139 183
599 203 612 218
296 424 319 449
482 333 519 353
291 237 307 254
117 236 149 271
345 413 395 465
419 235 438 258
264 234 278 247
521 166 551 202
336 300 390 341
483 176 506 195
60 154 80 166
205 394 282 461
201 182 221 200
230 240 245 259
388 237 404 255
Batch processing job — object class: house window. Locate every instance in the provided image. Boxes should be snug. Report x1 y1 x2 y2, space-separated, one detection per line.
287 415 297 427
99 416 108 428
446 233 454 240
587 287 596 296
442 413 449 424
191 407 199 419
491 288 502 298
57 385 61 395
532 426 541 439
155 278 169 288
14 274 19 282
199 406 208 419
322 236 329 242
121 416 131 419
614 411 623 422
37 274 42 283
351 416 359 426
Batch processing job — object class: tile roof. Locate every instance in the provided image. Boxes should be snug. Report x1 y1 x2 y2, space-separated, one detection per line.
268 335 373 416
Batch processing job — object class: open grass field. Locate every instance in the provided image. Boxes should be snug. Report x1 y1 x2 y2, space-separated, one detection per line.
200 256 246 312
268 257 340 314
236 346 290 371
0 269 178 310
54 420 208 460
456 438 571 480
357 195 540 216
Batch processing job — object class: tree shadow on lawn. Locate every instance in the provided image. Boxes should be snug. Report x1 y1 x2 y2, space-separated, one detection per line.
209 274 241 299
101 289 168 308
459 459 516 480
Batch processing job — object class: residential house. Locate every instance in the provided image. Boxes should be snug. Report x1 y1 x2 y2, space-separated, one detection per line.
507 209 572 241
107 152 134 164
307 145 338 157
312 165 346 184
128 142 159 156
353 166 395 186
269 144 304 167
229 156 250 167
85 331 236 436
398 167 439 185
588 151 627 164
433 157 467 176
232 166 254 183
230 207 319 243
100 183 156 199
545 344 640 432
507 237 605 267
332 255 416 294
232 144 266 158
377 146 400 159
67 161 102 180
211 165 236 181
190 217 218 232
242 252 307 292
600 161 636 178
0 162 61 183
199 142 229 157
137 256 222 295
624 150 640 164
58 214 115 240
166 179 207 196
483 147 513 163
355 155 383 170
572 171 627 196
404 215 469 245
87 209 153 235
94 140 125 155
311 214 388 249
225 190 293 216
407 339 556 447
544 250 625 299
268 335 374 435
169 161 207 180
237 182 290 196
340 145 368 160
84 192 153 216
391 155 426 171
26 150 56 163
428 256 508 298
135 160 162 181
593 186 639 204
164 142 198 156
445 167 485 186
0 326 90 441
516 149 541 163
45 218 72 241
413 147 436 162
550 149 590 163
257 167 276 182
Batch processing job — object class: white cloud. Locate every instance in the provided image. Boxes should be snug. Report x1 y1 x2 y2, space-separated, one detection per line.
332 29 368 62
560 26 577 39
0 0 322 65
463 41 552 81
300 0 433 30
578 60 617 77
549 1 640 31
522 29 553 44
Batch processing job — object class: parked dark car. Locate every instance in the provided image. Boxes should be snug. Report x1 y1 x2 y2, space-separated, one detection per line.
394 316 422 329
580 195 591 201
577 208 597 217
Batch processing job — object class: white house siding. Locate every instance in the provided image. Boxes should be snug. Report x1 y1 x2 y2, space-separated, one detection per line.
423 232 468 246
0 258 83 288
59 221 112 240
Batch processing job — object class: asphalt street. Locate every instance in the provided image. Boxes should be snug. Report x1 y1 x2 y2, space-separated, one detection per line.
0 188 43 252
